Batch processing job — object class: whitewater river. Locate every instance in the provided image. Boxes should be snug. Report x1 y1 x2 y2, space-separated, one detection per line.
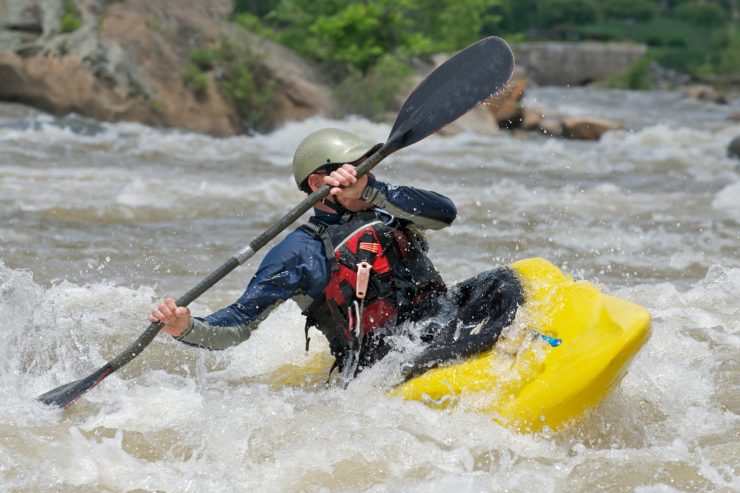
1 87 739 492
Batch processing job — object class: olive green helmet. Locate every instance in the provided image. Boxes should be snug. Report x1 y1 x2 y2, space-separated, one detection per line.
292 128 376 190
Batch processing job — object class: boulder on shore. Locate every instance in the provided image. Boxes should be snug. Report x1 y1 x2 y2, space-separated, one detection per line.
728 135 740 160
538 117 563 137
681 85 728 105
562 116 623 140
520 106 545 131
438 105 499 136
484 66 528 125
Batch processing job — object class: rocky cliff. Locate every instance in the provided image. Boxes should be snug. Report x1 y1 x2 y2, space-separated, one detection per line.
0 0 337 136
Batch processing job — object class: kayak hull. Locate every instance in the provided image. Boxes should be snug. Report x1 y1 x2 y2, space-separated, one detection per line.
392 257 652 432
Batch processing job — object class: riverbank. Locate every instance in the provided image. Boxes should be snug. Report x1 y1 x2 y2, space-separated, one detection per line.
2 0 738 138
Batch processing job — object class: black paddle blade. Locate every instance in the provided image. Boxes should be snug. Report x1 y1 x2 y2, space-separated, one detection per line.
387 36 514 152
37 364 112 409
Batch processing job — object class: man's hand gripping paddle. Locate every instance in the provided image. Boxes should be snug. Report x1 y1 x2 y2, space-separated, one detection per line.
37 36 514 409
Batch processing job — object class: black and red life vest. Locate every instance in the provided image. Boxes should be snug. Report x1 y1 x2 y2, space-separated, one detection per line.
301 210 446 371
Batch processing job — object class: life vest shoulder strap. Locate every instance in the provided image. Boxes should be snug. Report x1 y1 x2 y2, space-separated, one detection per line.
299 218 340 272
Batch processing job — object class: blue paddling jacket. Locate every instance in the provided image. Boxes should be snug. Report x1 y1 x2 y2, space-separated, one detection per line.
174 176 457 352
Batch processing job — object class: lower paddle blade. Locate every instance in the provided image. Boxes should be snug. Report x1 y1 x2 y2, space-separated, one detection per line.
388 36 514 151
37 365 112 408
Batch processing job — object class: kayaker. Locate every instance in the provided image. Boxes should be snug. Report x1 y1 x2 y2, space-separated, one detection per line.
149 128 523 379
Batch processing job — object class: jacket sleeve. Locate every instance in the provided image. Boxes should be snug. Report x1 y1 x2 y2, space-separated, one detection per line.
175 231 328 350
360 175 457 230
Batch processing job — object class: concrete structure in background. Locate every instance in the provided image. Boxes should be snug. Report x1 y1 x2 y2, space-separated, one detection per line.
514 42 648 86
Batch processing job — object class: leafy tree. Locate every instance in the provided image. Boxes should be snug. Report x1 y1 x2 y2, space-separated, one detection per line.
717 27 740 74
537 0 598 28
215 39 277 131
242 0 500 77
336 54 414 119
61 0 81 33
231 0 736 83
400 0 503 52
233 0 281 17
675 3 728 26
307 2 393 72
603 0 658 21
496 0 540 33
189 48 215 71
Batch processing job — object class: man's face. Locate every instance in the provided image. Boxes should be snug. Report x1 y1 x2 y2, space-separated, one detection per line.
308 163 372 212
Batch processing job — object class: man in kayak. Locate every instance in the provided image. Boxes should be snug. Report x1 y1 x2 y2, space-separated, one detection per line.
150 128 523 379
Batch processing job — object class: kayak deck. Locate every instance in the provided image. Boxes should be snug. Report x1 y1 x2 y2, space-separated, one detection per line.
392 257 651 432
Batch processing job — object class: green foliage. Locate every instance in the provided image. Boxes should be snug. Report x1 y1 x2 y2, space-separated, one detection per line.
190 48 215 71
573 18 696 47
336 54 414 119
61 0 82 33
400 0 503 53
497 0 539 34
240 0 500 78
569 22 622 42
183 41 277 130
602 0 657 21
234 0 281 17
183 64 209 96
674 3 728 26
227 0 737 101
716 27 740 75
215 39 277 131
234 12 280 40
184 48 212 97
653 47 707 74
537 0 598 28
600 55 654 89
568 14 735 77
626 56 654 89
308 2 389 72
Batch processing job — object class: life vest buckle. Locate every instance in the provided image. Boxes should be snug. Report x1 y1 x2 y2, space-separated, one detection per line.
355 262 372 299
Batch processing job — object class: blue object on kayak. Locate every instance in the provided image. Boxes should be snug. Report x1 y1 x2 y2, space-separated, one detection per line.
533 332 562 347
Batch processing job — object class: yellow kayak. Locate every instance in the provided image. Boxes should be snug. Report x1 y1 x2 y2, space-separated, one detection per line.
392 257 651 432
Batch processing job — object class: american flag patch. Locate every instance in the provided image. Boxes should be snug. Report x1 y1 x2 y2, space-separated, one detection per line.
359 242 379 253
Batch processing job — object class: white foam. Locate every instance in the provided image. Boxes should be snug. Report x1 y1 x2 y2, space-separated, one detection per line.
712 181 740 223
1 256 738 491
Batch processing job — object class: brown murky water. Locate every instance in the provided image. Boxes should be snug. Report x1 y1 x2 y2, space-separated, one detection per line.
1 88 739 492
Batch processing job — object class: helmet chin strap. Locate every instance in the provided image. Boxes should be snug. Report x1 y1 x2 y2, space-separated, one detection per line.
321 195 351 215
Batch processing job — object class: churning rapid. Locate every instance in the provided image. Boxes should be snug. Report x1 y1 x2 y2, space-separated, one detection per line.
1 88 739 492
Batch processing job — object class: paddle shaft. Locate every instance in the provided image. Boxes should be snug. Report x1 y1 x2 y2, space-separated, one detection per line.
35 146 394 408
105 141 396 376
108 145 391 372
